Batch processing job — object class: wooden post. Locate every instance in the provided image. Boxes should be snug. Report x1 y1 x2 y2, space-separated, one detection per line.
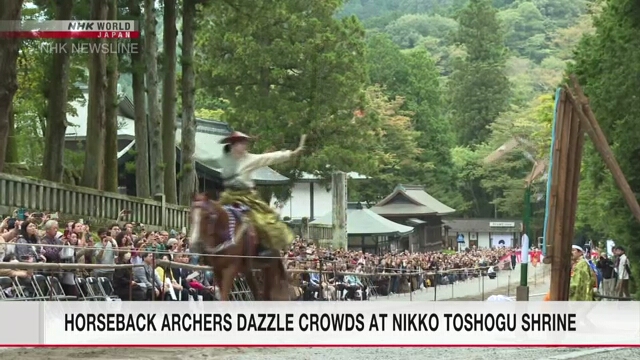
547 89 585 301
569 76 640 223
331 171 347 249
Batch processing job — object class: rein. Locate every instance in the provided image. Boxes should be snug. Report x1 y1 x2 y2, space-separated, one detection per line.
191 198 248 248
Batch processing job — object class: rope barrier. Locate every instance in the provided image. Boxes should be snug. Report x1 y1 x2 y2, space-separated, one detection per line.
0 240 505 274
0 262 143 270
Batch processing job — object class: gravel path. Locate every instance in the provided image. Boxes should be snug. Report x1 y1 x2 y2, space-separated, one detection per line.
2 346 637 360
3 264 637 359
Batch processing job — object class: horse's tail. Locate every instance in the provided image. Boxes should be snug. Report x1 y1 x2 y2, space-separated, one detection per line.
278 257 287 281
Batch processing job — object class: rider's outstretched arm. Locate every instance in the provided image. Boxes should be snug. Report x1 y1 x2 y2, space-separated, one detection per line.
243 150 294 171
242 135 306 171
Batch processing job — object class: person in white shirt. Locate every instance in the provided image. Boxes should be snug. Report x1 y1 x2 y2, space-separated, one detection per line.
614 246 630 298
213 131 306 256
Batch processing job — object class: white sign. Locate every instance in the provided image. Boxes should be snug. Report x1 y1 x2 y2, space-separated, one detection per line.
490 222 515 228
521 234 530 264
27 302 640 346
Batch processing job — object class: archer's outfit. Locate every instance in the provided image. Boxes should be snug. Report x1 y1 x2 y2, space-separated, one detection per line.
218 149 295 252
569 258 595 301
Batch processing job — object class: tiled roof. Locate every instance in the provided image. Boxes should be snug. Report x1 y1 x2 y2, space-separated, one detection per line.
372 184 455 216
310 208 414 236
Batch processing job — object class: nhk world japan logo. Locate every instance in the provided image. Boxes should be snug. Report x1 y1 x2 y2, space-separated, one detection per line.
0 20 140 39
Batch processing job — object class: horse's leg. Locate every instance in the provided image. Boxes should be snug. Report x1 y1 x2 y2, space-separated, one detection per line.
262 266 273 301
218 267 236 301
213 269 223 301
275 260 289 300
244 266 261 301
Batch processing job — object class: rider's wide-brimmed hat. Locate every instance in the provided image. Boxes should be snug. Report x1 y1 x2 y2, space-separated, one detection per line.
219 131 252 144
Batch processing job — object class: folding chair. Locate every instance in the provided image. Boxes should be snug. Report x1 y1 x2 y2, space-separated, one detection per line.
0 276 23 301
30 274 54 300
231 276 254 301
13 276 38 300
86 277 110 300
75 277 103 301
97 277 121 301
47 276 77 301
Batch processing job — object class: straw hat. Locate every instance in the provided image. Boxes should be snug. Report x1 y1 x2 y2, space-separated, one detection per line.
219 131 251 144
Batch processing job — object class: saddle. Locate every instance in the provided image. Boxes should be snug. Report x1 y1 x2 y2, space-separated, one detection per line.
211 204 274 258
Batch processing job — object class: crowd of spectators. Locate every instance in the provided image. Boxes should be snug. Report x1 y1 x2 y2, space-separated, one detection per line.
0 210 511 302
284 239 510 300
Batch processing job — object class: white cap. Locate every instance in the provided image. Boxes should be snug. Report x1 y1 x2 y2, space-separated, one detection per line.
572 245 584 252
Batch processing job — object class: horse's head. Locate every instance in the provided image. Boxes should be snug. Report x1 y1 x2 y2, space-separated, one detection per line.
190 193 229 256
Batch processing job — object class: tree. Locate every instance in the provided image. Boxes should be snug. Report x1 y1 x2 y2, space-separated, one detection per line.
366 34 410 95
41 0 73 182
0 0 24 173
128 0 151 198
82 0 108 189
403 49 457 201
197 0 372 177
162 0 178 203
571 0 640 294
145 0 164 196
351 86 425 201
103 0 119 192
179 0 197 205
448 0 511 146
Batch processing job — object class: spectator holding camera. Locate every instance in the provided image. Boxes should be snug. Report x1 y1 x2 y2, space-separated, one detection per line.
15 220 44 263
93 228 118 281
0 217 20 259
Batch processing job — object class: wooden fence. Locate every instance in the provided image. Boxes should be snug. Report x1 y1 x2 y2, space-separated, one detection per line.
0 172 190 230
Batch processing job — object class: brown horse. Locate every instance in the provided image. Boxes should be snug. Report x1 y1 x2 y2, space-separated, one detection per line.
189 193 288 301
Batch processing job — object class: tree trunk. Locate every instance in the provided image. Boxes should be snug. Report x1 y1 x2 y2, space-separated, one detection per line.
0 1 24 173
5 104 18 164
42 0 73 182
179 0 197 205
144 0 164 196
103 0 119 192
162 0 178 203
128 0 150 198
81 0 108 189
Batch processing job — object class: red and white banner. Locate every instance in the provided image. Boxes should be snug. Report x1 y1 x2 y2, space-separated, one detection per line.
0 21 139 39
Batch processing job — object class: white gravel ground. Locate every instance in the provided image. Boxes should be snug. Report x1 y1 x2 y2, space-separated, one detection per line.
2 264 638 359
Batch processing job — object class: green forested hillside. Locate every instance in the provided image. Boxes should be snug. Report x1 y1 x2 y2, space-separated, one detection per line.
337 0 594 224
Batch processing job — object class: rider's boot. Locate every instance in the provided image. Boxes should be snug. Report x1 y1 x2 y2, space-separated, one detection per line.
212 240 235 254
257 243 278 258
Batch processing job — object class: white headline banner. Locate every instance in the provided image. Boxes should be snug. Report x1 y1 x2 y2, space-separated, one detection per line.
1 302 638 346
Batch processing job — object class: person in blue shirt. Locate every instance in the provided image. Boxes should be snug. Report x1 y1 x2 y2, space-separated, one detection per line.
585 251 602 290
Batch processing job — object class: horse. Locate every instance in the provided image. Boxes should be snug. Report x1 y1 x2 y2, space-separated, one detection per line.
189 193 288 301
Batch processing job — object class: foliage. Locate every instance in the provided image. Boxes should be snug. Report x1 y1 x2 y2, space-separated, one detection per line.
196 0 373 179
448 0 511 147
570 0 640 295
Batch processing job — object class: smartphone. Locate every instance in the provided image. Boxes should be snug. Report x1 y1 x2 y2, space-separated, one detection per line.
16 208 27 221
181 227 187 234
78 219 84 225
50 212 59 220
123 209 131 215
31 212 43 218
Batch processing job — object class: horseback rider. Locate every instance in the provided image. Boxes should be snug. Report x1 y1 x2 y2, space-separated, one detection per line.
215 131 306 257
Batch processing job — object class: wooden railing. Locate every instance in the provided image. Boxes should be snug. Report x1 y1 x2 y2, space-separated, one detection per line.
0 172 190 230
